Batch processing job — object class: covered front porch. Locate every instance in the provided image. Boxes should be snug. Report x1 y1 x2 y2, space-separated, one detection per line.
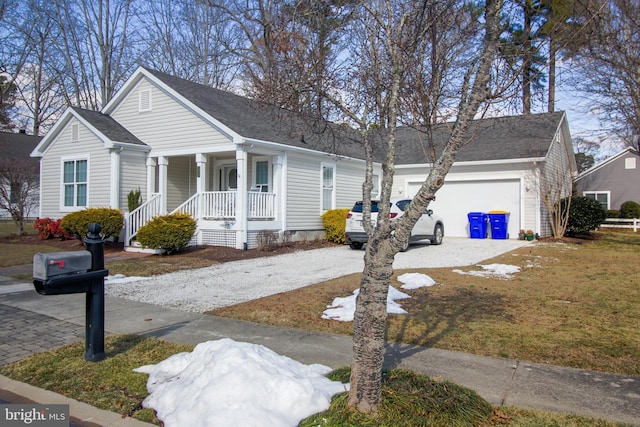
124 146 285 250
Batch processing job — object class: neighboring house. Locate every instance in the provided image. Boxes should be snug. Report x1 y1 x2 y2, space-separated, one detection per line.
392 112 576 238
31 66 575 249
0 130 41 220
573 146 640 212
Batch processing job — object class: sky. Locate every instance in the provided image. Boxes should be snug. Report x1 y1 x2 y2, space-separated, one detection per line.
131 265 518 427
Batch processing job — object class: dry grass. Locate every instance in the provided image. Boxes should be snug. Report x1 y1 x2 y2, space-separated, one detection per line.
211 231 640 376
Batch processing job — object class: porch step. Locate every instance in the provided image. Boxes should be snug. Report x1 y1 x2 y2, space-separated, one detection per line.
124 241 165 254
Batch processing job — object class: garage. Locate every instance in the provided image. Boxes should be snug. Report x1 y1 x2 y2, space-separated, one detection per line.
407 178 522 238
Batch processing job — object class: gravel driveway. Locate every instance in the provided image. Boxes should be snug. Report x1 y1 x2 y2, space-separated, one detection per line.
106 238 530 313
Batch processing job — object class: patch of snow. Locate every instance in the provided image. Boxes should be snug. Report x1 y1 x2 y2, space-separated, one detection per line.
452 263 520 278
321 286 410 322
397 272 436 290
134 338 348 427
105 274 150 284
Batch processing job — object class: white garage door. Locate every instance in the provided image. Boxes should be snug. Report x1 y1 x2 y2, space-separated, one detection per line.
407 179 521 238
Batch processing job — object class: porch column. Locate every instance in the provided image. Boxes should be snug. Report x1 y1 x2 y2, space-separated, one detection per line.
146 157 157 197
158 156 168 214
195 153 208 193
236 146 248 250
109 148 121 209
273 155 285 224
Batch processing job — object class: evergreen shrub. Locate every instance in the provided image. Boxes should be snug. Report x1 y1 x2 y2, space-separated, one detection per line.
321 208 350 244
61 208 124 239
562 196 606 236
136 212 196 254
127 188 142 212
620 201 640 219
606 209 619 218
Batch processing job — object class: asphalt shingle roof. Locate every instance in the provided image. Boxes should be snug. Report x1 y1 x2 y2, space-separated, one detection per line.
143 67 365 159
144 68 564 164
395 112 565 165
71 107 146 146
0 131 41 162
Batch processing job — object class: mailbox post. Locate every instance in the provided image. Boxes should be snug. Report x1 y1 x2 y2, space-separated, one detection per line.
32 223 109 362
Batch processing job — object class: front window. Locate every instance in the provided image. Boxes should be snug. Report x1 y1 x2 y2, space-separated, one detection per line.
584 191 609 211
10 182 20 204
322 163 335 211
254 159 270 192
63 159 87 207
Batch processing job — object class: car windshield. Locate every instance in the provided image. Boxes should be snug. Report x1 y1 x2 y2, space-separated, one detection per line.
351 201 388 213
395 199 411 212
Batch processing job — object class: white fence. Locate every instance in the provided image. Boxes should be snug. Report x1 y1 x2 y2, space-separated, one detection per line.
600 218 639 232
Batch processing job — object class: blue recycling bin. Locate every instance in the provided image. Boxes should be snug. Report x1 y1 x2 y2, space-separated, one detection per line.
488 211 510 239
467 212 488 239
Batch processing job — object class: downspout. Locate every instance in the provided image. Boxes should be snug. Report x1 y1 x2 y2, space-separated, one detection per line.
235 143 248 250
109 147 121 209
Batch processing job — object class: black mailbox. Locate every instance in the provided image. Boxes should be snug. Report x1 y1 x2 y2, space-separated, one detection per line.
33 251 107 295
33 223 109 362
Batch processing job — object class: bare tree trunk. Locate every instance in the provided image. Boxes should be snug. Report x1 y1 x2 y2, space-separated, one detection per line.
522 0 532 115
347 0 503 413
548 36 556 113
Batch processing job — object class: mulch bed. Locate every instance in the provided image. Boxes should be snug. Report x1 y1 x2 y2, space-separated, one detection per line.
3 233 338 263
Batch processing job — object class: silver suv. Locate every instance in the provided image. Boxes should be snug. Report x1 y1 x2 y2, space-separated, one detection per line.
345 198 444 250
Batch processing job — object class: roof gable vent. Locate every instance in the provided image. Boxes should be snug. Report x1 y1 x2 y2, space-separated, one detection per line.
138 89 152 112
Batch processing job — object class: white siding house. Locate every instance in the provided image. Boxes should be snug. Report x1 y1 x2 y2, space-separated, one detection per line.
31 67 576 249
31 67 380 249
393 112 576 239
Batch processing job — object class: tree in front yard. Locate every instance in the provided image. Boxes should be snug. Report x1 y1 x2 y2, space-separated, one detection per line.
314 0 505 413
0 155 39 235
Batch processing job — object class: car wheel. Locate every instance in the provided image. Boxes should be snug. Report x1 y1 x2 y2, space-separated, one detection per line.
349 242 363 250
431 224 444 245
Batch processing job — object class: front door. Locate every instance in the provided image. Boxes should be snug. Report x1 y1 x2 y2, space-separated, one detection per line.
223 165 237 190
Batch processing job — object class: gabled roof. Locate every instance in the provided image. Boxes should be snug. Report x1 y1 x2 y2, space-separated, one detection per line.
0 131 41 162
70 107 147 147
575 146 640 181
395 111 568 165
140 68 567 165
130 67 366 160
31 107 147 157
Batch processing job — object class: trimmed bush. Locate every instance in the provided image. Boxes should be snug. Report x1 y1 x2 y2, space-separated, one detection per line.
620 201 640 219
321 208 350 244
136 212 196 254
562 196 606 236
127 188 142 212
606 209 619 218
61 208 124 239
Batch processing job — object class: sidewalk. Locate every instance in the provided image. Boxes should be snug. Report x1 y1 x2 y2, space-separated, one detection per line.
1 286 639 426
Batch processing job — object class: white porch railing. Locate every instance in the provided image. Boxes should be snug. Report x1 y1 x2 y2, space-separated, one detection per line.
248 191 276 219
172 191 275 220
125 191 277 248
202 191 238 218
125 192 162 246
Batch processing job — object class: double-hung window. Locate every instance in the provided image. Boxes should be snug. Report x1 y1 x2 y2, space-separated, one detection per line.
63 159 88 208
583 191 609 212
253 159 270 192
321 163 335 211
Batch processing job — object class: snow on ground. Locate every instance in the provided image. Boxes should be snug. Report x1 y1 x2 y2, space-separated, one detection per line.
397 272 436 289
134 338 347 427
452 263 520 278
321 286 411 321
